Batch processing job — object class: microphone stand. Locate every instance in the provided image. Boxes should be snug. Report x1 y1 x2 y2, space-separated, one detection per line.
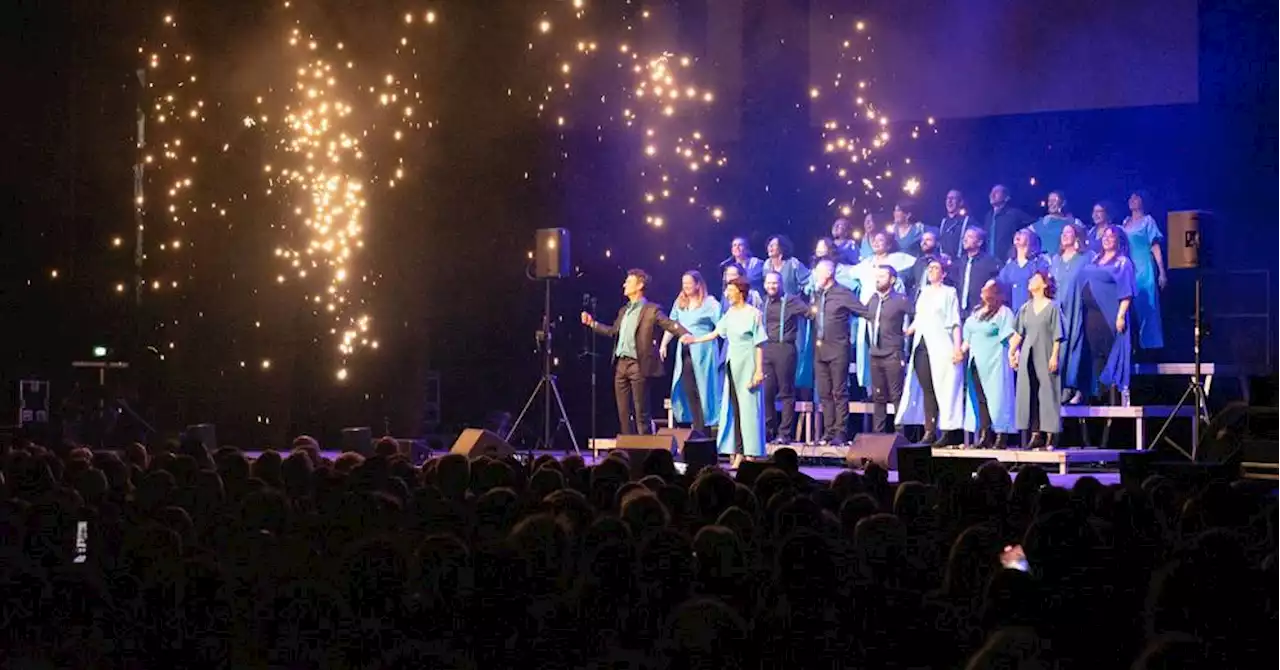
581 294 600 459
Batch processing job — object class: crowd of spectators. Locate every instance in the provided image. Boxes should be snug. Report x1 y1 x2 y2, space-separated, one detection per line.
1 434 1275 669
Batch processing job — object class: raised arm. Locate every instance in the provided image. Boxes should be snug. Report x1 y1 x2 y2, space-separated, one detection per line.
582 311 619 337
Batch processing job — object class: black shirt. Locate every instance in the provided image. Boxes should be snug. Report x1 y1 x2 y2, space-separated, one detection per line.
762 293 810 344
812 282 865 350
864 290 914 358
985 205 1035 261
956 251 1001 315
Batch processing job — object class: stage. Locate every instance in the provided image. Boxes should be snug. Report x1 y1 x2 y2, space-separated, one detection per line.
245 445 1123 488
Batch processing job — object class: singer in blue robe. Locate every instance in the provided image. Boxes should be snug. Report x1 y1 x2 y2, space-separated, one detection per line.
997 228 1050 314
1122 209 1166 350
665 293 723 432
1049 227 1094 394
961 291 1017 442
1075 249 1135 397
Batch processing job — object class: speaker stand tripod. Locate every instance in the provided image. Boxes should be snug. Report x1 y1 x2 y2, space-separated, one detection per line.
509 279 581 455
1146 274 1211 458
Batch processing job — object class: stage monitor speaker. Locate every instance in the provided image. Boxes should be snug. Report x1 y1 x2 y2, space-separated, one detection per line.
735 460 774 487
894 445 934 484
679 437 718 475
845 432 911 470
658 427 704 450
1121 451 1239 490
1167 210 1207 270
341 427 372 456
450 428 515 460
534 228 571 279
184 423 217 452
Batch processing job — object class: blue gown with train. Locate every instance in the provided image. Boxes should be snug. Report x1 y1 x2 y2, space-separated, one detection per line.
1050 249 1094 390
1075 255 1136 395
962 306 1017 434
669 296 723 428
1123 215 1165 349
714 306 768 457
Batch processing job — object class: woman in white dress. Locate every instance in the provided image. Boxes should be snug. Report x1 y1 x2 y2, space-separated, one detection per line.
897 256 964 446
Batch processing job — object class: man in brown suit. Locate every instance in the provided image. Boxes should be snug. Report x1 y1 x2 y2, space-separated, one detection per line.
582 268 690 435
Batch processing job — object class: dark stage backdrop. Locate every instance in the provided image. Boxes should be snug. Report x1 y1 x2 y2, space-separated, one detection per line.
809 0 1201 121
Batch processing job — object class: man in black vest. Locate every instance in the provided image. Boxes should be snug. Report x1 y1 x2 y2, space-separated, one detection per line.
810 260 865 445
864 266 915 433
761 271 811 444
582 269 689 435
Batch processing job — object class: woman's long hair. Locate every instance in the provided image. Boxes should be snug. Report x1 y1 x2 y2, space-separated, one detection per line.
977 280 1005 321
676 271 708 310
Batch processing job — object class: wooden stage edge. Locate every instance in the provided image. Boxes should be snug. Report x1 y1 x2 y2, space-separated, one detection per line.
586 438 1132 476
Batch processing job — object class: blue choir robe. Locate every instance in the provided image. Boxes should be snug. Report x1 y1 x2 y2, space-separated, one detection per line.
962 306 1017 434
897 284 965 431
669 296 723 427
851 253 915 389
714 306 768 457
1050 250 1095 390
893 222 926 257
1123 215 1165 349
1030 215 1082 254
1076 256 1136 395
764 256 814 388
1084 224 1116 256
737 256 767 295
998 254 1050 314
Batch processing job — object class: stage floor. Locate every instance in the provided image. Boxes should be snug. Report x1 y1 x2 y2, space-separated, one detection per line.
246 446 1122 488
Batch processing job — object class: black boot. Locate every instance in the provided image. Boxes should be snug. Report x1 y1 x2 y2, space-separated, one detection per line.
976 429 994 449
1027 431 1046 450
919 423 939 446
992 433 1007 450
1044 432 1056 451
930 429 953 449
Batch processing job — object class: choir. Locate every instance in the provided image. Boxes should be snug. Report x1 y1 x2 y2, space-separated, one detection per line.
649 185 1158 462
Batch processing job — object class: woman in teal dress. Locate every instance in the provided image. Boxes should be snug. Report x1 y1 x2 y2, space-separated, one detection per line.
662 271 722 434
764 235 813 391
683 276 767 468
1031 191 1084 255
956 280 1017 449
997 228 1050 315
722 263 764 312
1122 191 1167 349
1049 224 1095 403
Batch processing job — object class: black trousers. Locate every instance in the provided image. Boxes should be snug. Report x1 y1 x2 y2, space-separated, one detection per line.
613 357 652 435
869 352 906 433
815 344 851 441
969 361 993 433
724 365 745 454
762 341 798 442
678 347 707 433
913 341 939 433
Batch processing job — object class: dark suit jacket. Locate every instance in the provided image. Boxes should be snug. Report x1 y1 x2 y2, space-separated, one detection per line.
592 299 689 378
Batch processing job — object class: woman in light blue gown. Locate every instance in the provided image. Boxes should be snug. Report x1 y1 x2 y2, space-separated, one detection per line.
1049 224 1094 403
957 280 1017 449
1122 190 1167 349
998 228 1051 314
683 276 767 468
662 271 722 434
851 230 916 391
